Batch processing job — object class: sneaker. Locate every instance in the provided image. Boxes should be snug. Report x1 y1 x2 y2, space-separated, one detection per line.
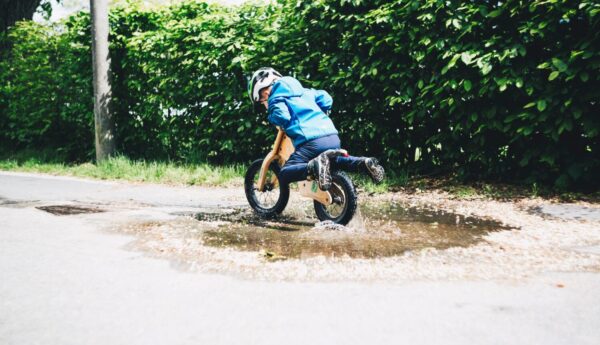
307 152 332 191
364 158 385 184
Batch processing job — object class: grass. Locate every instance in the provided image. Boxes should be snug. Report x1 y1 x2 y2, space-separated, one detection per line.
0 151 409 193
350 170 410 194
1 151 596 201
0 154 246 187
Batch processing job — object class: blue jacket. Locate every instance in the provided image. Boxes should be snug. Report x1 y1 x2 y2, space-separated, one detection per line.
267 76 338 148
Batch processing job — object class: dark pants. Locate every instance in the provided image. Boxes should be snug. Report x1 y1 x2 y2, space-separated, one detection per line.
278 134 365 186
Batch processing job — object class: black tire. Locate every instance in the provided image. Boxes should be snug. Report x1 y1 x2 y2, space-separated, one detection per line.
313 171 357 225
244 159 289 217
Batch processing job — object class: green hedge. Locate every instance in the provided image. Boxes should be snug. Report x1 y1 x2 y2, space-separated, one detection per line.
1 0 599 189
0 18 93 160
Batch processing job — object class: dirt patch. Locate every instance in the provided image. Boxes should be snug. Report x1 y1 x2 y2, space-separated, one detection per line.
37 205 106 216
102 187 600 282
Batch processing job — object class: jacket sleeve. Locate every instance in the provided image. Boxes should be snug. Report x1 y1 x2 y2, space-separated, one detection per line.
314 89 333 112
267 100 291 128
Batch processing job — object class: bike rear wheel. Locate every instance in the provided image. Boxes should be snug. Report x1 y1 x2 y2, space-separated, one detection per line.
313 171 357 225
244 159 289 217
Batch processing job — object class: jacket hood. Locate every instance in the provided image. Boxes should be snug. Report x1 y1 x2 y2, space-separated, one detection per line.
269 76 304 101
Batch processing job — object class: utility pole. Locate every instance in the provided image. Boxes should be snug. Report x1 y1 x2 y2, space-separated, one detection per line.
90 0 115 161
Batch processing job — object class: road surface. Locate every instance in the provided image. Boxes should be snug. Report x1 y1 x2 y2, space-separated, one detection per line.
1 171 599 345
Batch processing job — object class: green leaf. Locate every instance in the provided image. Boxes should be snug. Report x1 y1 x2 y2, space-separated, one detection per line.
447 53 461 69
523 102 536 109
551 58 568 72
487 9 504 18
515 78 523 88
480 63 492 75
580 72 589 82
452 19 462 29
504 114 518 123
463 80 472 91
526 87 534 96
537 99 547 112
460 52 476 65
537 62 550 69
540 154 555 166
548 71 559 81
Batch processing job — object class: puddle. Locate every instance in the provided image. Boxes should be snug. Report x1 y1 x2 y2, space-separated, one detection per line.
116 199 599 282
194 202 512 259
36 205 106 215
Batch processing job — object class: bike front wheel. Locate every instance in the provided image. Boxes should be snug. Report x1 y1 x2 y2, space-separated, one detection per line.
244 159 289 217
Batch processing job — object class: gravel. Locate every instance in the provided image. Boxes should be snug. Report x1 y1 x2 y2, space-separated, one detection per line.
113 190 600 282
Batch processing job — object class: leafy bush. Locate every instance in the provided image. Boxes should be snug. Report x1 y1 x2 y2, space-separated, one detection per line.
0 19 93 160
0 0 598 189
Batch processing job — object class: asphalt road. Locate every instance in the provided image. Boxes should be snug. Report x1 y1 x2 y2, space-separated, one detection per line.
1 171 599 345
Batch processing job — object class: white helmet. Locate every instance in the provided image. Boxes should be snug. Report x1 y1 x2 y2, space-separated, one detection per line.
248 67 282 112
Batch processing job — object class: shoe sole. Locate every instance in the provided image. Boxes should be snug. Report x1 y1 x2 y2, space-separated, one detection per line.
317 153 331 191
365 158 385 183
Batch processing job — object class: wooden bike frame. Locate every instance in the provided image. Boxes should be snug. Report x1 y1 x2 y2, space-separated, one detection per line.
257 128 333 205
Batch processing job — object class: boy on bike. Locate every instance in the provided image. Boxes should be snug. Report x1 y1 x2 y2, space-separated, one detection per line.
248 67 384 191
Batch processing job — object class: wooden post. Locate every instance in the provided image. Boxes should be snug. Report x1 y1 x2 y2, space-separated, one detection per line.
90 0 115 161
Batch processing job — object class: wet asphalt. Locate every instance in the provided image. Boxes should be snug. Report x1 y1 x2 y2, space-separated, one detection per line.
1 171 599 345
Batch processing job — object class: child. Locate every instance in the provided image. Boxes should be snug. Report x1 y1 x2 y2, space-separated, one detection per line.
248 67 384 190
